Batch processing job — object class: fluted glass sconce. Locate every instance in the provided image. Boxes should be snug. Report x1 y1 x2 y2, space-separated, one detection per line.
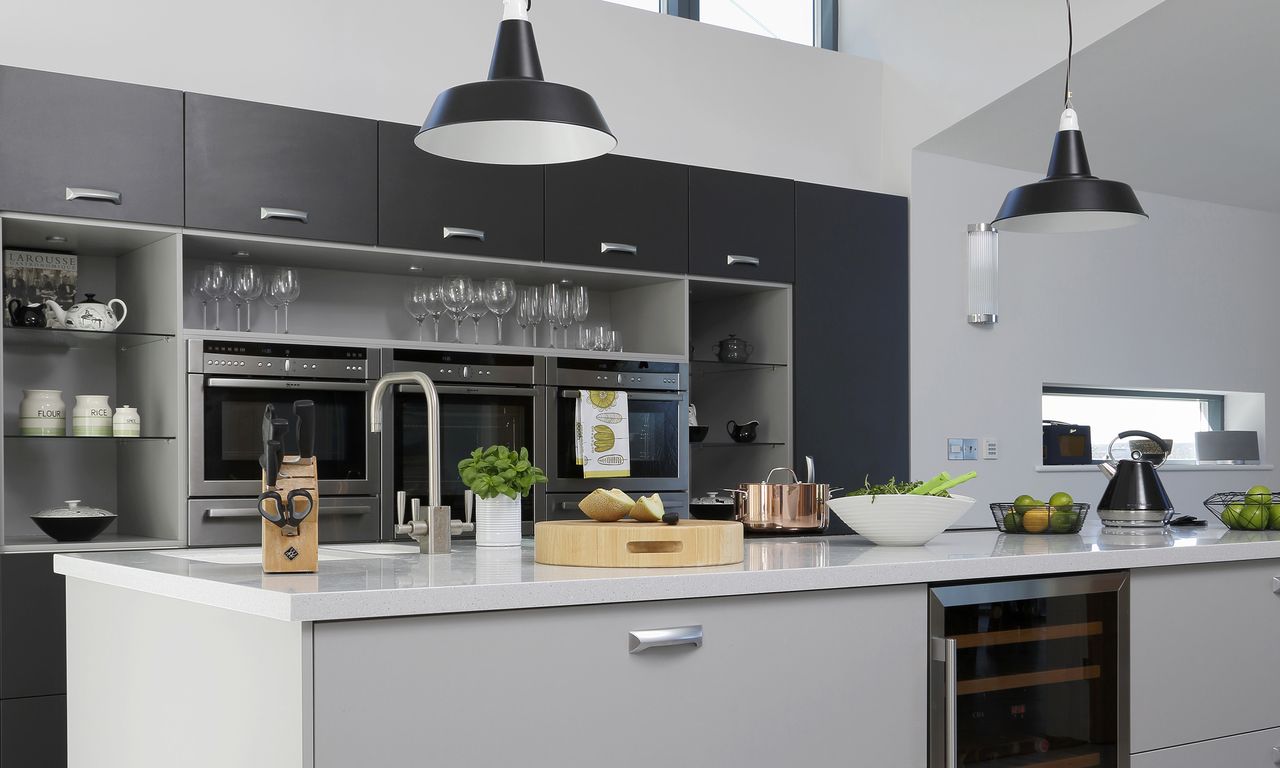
968 223 998 325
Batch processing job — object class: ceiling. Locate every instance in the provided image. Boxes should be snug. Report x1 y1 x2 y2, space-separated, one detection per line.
918 0 1280 213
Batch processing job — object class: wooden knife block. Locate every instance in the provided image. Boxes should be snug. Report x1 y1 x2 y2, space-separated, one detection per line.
262 456 319 574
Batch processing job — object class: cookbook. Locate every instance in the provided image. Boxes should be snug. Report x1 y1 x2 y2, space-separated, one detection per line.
3 249 78 326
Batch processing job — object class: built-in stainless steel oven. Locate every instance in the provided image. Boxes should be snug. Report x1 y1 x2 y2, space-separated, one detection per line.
186 340 382 546
543 358 688 499
381 350 545 537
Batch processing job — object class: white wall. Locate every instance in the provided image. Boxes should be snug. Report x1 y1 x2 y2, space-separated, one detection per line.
911 150 1280 528
0 0 884 191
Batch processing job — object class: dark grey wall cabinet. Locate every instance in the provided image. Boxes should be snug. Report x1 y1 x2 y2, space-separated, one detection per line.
0 66 184 226
185 94 377 244
0 554 65 700
545 155 688 274
1 695 66 767
689 167 795 283
795 183 908 489
378 122 543 261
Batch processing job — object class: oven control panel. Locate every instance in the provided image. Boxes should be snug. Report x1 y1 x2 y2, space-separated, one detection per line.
188 340 380 380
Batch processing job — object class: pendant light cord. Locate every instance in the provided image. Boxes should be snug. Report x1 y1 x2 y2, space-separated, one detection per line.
1064 0 1073 109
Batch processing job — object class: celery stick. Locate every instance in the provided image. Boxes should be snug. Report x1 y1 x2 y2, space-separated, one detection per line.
929 471 978 496
908 472 952 495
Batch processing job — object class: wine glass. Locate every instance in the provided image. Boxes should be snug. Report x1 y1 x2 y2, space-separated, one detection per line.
570 285 590 348
423 279 447 342
441 275 471 344
233 265 264 332
545 283 572 350
204 263 231 331
264 272 286 334
483 278 516 345
515 290 533 346
465 281 489 344
404 282 430 342
277 268 301 334
523 286 544 347
189 268 210 330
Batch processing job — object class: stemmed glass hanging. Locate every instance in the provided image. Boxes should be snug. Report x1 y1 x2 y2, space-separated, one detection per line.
233 265 263 332
484 278 516 345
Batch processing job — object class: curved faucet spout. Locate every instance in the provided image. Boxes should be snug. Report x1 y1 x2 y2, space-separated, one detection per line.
370 371 442 509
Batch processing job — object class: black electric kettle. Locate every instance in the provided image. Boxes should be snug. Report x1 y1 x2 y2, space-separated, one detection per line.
1096 430 1174 528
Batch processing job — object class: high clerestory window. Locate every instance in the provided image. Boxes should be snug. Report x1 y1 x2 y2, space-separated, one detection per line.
602 0 838 50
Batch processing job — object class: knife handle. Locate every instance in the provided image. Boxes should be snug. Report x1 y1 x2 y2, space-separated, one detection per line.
294 400 315 460
265 439 282 488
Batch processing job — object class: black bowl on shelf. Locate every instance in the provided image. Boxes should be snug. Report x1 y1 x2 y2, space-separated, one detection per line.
30 513 116 542
990 502 1089 534
690 425 709 443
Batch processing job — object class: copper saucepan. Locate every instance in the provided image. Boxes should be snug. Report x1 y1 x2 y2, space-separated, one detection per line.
727 464 835 534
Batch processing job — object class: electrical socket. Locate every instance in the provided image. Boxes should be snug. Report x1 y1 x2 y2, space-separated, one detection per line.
948 438 979 461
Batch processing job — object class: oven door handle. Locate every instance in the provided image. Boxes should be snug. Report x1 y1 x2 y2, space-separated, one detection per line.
205 378 371 391
399 384 537 396
560 391 683 402
204 505 375 519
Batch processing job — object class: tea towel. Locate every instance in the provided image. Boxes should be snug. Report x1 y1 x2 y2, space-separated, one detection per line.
576 390 631 479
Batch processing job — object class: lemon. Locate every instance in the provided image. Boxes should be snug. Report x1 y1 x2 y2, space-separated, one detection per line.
1022 508 1050 533
588 391 617 409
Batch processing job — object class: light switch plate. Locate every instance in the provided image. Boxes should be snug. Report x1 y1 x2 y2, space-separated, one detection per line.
982 438 998 460
948 438 979 461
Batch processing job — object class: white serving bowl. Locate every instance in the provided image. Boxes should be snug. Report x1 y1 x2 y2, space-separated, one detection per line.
827 494 976 546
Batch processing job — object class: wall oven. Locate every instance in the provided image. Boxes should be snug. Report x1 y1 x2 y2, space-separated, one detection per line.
381 350 545 537
543 358 688 499
186 340 382 546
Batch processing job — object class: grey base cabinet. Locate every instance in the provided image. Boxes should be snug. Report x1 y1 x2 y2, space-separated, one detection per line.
1129 559 1280 753
1 695 66 768
1131 726 1280 767
314 586 926 767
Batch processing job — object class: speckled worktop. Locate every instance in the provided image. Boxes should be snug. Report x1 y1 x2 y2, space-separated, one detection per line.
53 524 1280 622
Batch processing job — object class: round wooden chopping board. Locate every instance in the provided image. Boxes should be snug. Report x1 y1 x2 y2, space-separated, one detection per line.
534 519 744 568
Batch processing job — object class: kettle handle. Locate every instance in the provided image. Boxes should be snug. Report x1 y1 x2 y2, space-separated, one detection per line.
1110 430 1172 466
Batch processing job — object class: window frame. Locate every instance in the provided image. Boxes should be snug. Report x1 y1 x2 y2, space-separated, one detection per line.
661 0 838 50
1042 385 1226 463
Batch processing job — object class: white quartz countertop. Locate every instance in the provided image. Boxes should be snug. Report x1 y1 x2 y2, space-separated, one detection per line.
54 525 1280 622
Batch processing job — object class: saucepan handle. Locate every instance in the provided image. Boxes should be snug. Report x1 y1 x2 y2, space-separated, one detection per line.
763 467 800 484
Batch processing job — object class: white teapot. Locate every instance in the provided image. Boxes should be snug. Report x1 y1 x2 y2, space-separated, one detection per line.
45 293 127 332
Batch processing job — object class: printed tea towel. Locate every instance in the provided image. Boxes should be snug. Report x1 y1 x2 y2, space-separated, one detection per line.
576 390 631 479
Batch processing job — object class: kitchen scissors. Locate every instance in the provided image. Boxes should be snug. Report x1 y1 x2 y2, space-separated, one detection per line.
257 488 314 536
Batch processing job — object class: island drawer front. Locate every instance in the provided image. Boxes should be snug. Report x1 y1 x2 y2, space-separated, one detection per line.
1131 726 1280 767
186 497 380 547
1130 559 1280 752
1 694 66 768
313 586 927 767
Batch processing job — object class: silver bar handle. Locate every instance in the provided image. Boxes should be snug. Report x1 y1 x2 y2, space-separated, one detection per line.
205 378 371 392
443 226 486 242
932 637 958 768
260 207 309 223
628 625 703 654
726 254 760 267
65 187 122 205
205 506 371 519
601 242 638 256
1273 576 1279 594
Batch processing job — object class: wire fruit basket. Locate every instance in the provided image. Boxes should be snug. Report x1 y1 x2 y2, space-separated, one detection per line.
990 503 1089 534
1202 492 1279 531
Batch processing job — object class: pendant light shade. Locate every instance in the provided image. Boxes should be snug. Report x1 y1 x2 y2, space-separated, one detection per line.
416 0 616 165
993 109 1147 233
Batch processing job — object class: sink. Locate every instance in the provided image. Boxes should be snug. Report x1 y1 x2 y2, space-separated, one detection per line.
156 548 359 565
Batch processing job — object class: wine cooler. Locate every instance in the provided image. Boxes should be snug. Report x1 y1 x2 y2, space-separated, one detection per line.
929 573 1129 768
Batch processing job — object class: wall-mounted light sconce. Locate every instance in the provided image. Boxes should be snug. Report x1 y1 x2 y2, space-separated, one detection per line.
968 223 998 325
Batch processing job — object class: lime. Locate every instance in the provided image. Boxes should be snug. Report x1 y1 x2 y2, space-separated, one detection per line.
1221 503 1243 528
1049 491 1074 512
1246 485 1273 506
1013 494 1038 514
1022 508 1050 534
1003 511 1021 533
1050 510 1077 533
1238 504 1270 531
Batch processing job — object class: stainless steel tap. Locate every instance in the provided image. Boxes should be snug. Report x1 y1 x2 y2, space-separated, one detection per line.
370 371 473 554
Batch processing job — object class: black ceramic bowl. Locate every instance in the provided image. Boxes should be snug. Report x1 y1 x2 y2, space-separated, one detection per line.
690 425 710 443
690 504 737 521
31 514 116 542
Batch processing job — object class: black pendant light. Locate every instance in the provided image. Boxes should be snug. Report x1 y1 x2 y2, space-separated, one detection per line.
993 0 1147 233
416 0 616 165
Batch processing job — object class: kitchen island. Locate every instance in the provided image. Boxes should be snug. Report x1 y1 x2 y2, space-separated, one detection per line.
56 526 1280 767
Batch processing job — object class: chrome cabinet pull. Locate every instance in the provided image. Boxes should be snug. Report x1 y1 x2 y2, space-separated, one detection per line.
933 637 958 768
443 226 486 242
726 254 760 267
65 187 122 205
1273 576 1279 594
601 242 638 256
628 625 703 654
260 207 309 223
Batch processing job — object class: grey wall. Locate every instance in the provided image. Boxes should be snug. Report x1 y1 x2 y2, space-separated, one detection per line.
0 0 884 192
911 150 1280 528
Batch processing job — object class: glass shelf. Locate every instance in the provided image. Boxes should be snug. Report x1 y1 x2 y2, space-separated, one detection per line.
3 326 175 351
692 441 785 448
4 434 176 441
691 358 787 374
2 533 184 554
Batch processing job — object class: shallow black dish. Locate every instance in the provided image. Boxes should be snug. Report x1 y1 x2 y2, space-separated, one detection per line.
31 514 116 542
690 425 709 443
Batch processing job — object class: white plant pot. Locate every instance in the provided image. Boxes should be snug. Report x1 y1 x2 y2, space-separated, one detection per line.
475 496 522 547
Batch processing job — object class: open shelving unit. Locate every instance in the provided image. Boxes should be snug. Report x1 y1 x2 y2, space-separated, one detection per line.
1 213 187 552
